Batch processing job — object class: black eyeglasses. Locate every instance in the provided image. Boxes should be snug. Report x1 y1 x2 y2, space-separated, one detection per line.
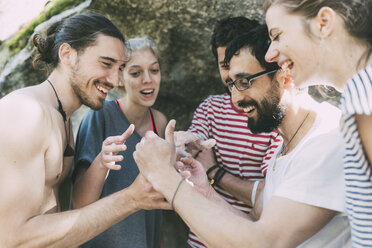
227 69 279 92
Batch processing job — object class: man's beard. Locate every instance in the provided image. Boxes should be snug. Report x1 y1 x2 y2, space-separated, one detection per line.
69 63 105 110
239 86 285 134
224 85 231 95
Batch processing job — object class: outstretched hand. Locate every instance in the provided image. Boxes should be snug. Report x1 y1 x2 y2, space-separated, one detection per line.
134 120 179 190
100 124 135 170
175 156 211 197
174 131 216 159
129 173 171 210
195 148 218 176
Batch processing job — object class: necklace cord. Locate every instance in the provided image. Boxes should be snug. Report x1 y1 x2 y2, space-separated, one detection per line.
47 79 74 157
282 111 310 155
47 79 66 121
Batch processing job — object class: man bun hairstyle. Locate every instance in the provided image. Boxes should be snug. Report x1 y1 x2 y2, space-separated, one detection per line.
32 13 125 70
32 20 63 69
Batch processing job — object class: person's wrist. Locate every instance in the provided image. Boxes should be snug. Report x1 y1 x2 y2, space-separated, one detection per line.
209 168 217 178
251 181 260 207
211 166 226 187
205 184 215 200
99 162 111 172
153 169 182 199
122 185 141 211
171 177 186 210
95 153 110 172
206 164 219 179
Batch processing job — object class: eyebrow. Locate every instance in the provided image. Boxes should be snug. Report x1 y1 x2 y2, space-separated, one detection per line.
128 61 159 68
99 56 126 67
235 72 252 78
269 28 279 38
219 61 229 68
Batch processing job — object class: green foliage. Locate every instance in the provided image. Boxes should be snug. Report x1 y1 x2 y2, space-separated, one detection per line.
47 0 85 17
5 0 85 55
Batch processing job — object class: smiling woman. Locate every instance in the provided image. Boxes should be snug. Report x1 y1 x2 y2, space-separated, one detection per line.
119 37 161 109
72 37 168 248
263 0 372 247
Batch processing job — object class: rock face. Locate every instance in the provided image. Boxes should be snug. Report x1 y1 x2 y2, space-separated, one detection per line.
92 0 267 131
0 0 340 246
0 0 267 131
0 0 268 246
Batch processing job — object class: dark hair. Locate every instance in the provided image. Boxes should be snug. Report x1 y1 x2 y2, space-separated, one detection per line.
224 24 280 72
211 17 260 62
264 0 372 63
32 13 125 70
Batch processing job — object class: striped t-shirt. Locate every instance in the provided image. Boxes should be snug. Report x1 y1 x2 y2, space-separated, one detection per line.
340 64 372 247
187 93 282 248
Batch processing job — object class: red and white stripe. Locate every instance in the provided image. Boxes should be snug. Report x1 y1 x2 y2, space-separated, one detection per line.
187 94 282 248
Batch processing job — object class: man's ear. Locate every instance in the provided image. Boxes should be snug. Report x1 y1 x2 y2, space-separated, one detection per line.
310 6 336 39
58 43 77 66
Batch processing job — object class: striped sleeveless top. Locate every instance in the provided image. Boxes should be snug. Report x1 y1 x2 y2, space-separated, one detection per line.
340 64 372 247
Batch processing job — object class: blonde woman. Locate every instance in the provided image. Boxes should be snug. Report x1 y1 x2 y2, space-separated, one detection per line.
72 37 167 248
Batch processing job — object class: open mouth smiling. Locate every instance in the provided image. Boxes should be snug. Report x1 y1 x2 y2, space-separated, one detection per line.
281 60 293 71
96 84 109 94
140 89 155 95
243 105 256 114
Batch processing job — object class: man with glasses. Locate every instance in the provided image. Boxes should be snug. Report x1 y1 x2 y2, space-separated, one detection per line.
174 17 280 248
226 69 278 93
133 24 351 247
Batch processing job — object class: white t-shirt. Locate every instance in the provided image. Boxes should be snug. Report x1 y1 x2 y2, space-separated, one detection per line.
263 102 351 247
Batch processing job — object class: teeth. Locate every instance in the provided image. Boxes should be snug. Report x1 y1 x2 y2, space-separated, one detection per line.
96 85 109 94
281 60 293 71
141 89 154 94
243 106 255 113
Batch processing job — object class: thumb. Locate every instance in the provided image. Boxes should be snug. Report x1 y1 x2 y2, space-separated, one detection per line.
200 139 216 149
165 119 176 144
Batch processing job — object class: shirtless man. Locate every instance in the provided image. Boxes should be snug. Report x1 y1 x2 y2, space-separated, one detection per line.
0 13 168 247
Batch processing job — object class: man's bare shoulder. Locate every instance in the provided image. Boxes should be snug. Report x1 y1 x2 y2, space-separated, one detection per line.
0 89 58 246
0 89 53 153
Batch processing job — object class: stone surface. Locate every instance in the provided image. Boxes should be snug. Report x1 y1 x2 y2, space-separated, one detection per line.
88 0 267 130
0 0 268 130
0 1 268 246
0 0 340 247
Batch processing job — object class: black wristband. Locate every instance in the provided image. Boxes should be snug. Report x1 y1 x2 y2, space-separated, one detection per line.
214 167 226 186
206 164 219 178
211 166 226 187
